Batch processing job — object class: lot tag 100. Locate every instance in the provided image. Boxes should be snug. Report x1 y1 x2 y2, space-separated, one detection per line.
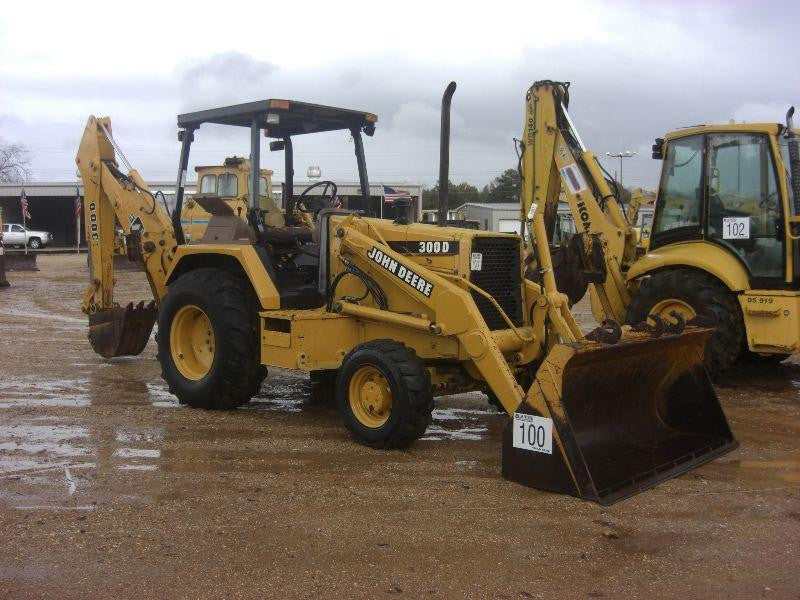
512 413 553 454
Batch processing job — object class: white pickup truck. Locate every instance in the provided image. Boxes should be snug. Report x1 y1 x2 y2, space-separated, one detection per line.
2 223 53 249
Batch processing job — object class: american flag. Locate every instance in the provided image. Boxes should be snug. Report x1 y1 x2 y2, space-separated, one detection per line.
382 185 411 204
75 188 82 218
20 190 31 220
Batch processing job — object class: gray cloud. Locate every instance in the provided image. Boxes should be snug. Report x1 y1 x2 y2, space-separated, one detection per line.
2 2 797 191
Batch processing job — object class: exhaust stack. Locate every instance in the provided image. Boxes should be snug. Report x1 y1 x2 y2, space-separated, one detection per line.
438 82 457 226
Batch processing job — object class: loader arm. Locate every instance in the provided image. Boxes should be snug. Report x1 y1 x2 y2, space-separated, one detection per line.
76 116 176 357
334 220 531 413
520 81 637 323
331 214 735 504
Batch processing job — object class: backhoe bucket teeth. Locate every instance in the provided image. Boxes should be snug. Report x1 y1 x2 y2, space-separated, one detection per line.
88 301 157 358
502 328 737 505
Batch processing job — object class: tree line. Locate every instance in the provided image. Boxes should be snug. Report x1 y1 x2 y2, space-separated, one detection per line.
422 167 632 210
421 168 522 210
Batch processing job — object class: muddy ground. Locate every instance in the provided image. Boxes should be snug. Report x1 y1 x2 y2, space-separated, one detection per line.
0 254 798 599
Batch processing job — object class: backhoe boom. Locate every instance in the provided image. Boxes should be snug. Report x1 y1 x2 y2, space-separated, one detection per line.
521 81 636 322
76 116 176 356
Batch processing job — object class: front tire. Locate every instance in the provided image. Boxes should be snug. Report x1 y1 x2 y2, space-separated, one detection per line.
157 267 265 409
739 350 790 366
28 238 41 249
337 340 433 449
627 269 744 378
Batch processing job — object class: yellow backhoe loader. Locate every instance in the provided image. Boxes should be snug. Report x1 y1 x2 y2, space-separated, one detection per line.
181 157 282 242
77 88 736 505
521 80 800 376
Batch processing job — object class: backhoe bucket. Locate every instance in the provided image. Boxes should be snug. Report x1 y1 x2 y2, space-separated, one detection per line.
88 301 157 358
502 328 737 505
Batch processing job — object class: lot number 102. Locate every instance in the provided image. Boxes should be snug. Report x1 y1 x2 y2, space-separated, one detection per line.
512 413 553 454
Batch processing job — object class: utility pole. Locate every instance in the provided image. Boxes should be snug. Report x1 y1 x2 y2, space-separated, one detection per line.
605 151 636 188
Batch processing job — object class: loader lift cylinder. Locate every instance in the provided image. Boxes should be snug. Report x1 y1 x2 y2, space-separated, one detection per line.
438 82 456 226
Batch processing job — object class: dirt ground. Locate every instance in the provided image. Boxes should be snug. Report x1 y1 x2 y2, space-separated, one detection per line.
0 254 798 599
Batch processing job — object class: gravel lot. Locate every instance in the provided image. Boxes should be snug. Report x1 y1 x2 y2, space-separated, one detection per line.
0 254 798 598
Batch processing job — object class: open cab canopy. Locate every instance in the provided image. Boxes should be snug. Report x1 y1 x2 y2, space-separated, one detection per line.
177 100 377 138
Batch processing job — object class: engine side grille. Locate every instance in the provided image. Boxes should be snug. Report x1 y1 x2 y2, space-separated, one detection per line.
469 236 523 331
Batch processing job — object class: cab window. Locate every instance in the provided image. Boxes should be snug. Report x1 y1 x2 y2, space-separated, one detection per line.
218 173 238 197
11 224 24 232
200 174 216 194
707 132 782 279
652 134 704 238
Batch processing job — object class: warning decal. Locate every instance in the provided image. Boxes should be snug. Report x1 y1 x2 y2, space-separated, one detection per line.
560 163 588 195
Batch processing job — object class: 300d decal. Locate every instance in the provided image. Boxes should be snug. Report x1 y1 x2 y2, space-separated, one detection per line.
388 240 459 255
367 246 434 297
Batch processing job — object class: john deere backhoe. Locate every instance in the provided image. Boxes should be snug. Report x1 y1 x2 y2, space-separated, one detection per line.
77 87 736 505
521 80 800 376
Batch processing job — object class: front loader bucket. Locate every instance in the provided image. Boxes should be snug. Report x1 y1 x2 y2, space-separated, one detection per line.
88 301 157 358
502 328 737 505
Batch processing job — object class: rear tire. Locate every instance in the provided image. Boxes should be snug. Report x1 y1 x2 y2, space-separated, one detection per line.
627 269 743 378
337 340 433 449
157 268 265 409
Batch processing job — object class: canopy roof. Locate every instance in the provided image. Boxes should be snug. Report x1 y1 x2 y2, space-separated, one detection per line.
177 100 377 138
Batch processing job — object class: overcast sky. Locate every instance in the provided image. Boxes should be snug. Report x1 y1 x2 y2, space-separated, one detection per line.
1 0 797 192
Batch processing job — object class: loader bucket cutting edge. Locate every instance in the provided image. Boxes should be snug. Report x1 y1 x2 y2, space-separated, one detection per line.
88 301 157 358
502 328 738 505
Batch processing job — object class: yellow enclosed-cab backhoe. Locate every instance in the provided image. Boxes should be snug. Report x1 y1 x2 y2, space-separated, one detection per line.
521 80 800 376
181 157 280 242
77 87 737 505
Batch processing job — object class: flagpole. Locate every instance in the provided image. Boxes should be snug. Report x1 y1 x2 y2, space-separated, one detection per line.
76 186 81 254
380 184 384 219
21 189 27 256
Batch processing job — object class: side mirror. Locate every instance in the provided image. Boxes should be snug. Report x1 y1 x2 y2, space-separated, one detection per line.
269 140 285 152
652 138 664 160
708 166 721 197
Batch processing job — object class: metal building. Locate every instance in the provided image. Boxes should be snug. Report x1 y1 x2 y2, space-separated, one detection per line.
0 180 421 247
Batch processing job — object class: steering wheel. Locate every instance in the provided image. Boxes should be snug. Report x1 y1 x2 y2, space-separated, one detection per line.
297 180 338 215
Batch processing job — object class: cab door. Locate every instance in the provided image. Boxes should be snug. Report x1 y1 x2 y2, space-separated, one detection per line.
650 134 705 248
705 132 785 285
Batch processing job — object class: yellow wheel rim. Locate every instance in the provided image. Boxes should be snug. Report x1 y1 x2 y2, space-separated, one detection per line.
348 365 393 428
170 304 215 380
650 298 697 321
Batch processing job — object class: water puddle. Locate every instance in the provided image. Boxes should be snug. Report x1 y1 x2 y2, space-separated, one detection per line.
112 448 161 459
115 464 158 472
0 424 92 473
146 382 182 408
244 379 312 413
0 308 86 325
422 406 494 441
13 504 97 511
0 377 89 408
115 429 164 444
